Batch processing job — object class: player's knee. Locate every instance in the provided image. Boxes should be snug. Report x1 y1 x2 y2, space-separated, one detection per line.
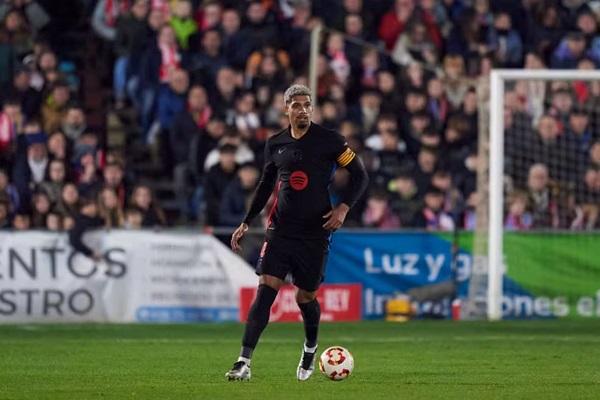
259 274 284 290
296 289 317 304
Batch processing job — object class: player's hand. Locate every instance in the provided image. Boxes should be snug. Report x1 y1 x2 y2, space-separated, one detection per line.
322 204 350 231
231 223 249 252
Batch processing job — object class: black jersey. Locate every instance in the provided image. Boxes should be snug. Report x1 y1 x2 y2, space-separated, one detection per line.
243 123 361 239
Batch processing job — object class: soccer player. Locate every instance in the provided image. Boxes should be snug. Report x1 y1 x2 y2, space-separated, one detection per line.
225 84 368 381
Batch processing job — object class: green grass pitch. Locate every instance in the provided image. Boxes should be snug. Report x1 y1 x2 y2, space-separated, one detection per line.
1 320 600 399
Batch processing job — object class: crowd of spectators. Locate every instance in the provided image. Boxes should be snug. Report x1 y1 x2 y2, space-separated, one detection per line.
0 0 599 234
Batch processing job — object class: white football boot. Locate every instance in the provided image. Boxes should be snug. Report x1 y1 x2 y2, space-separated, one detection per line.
296 347 317 381
225 361 251 381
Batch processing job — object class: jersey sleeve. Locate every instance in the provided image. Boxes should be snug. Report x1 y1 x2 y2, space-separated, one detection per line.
331 132 356 167
329 130 368 208
242 140 278 225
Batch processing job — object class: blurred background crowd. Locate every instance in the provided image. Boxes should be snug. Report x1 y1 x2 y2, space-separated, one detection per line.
0 0 599 233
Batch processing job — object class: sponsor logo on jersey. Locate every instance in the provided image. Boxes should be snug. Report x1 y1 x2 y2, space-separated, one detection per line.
289 170 309 190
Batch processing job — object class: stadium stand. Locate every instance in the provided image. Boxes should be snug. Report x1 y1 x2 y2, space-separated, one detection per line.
0 0 598 231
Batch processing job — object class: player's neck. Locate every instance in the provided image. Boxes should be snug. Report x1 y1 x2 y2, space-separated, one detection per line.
290 124 310 139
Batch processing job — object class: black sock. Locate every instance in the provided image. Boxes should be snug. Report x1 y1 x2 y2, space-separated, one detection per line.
240 284 278 359
298 299 320 348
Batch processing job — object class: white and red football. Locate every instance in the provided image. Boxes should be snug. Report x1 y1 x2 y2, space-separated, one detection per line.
318 346 354 381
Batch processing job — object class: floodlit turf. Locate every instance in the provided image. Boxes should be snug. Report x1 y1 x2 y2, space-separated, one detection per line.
1 320 600 399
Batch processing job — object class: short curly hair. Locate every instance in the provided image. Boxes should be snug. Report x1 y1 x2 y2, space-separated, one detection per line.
284 84 312 105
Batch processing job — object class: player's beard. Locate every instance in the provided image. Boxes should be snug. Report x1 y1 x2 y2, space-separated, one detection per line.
297 120 309 130
297 116 310 130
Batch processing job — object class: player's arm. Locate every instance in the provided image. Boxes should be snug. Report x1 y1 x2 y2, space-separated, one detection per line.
231 144 277 251
323 147 369 230
339 153 369 209
68 217 103 261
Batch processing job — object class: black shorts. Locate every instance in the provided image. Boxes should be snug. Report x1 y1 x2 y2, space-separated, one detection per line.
256 234 330 292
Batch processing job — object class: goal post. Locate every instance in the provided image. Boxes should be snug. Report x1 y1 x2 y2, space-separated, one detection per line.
482 69 600 321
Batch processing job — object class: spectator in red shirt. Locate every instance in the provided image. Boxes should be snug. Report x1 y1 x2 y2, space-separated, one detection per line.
378 0 441 52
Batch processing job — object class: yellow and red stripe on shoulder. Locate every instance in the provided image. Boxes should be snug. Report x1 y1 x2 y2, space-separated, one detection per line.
336 147 356 167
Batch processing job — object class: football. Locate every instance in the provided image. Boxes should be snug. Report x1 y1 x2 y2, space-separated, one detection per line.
318 346 354 381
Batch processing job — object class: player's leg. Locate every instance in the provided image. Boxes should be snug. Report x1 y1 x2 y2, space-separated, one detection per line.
296 288 320 381
226 275 283 381
226 236 289 381
297 289 320 349
241 274 284 359
292 238 329 381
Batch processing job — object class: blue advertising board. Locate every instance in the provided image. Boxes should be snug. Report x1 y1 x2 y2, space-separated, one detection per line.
324 232 571 320
324 232 471 319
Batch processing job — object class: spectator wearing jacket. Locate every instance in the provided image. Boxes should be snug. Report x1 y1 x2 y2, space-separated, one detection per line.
219 162 259 227
203 143 237 226
92 0 130 41
170 85 212 219
113 0 150 108
12 120 47 209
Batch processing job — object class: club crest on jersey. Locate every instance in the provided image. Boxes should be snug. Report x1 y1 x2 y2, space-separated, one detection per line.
292 149 303 161
289 170 308 191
